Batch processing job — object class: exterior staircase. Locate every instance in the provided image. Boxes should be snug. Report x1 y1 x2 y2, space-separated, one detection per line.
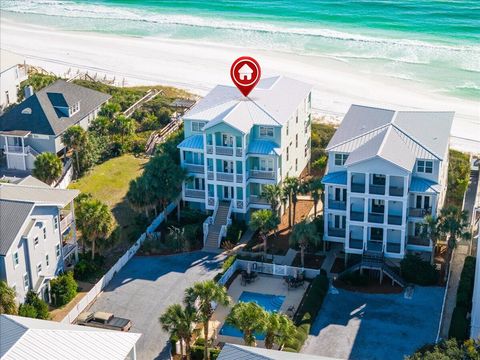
203 200 232 251
340 250 407 287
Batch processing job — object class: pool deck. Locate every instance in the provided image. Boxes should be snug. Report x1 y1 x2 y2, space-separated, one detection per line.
211 274 307 346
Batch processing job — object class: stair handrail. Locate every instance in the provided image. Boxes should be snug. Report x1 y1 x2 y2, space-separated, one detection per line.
216 201 233 248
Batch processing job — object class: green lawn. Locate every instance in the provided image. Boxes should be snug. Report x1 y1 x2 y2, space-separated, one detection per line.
69 154 148 246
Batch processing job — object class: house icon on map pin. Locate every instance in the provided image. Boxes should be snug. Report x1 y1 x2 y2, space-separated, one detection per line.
238 64 253 81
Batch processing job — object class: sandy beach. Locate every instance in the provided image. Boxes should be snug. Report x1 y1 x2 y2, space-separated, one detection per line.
1 18 478 153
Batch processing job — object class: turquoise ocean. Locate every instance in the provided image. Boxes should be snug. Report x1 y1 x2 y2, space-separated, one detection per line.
1 0 479 100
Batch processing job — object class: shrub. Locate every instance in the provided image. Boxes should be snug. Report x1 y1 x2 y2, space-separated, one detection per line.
456 257 476 309
340 271 369 286
74 253 105 281
283 347 298 352
50 272 78 307
400 254 438 285
225 220 247 245
190 346 220 360
18 291 49 319
295 275 329 324
448 306 468 341
18 303 38 318
446 149 470 207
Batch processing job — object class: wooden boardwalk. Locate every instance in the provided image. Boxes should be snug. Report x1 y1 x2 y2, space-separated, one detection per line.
145 117 183 155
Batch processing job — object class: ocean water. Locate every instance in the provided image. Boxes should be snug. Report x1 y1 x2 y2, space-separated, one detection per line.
1 0 479 100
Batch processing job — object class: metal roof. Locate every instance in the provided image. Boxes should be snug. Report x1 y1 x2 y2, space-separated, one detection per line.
0 183 79 205
0 200 34 255
321 171 347 186
248 140 281 156
185 76 312 132
177 134 204 150
15 176 52 188
326 105 454 162
0 315 141 360
409 177 440 193
218 344 339 360
344 126 417 172
0 80 111 136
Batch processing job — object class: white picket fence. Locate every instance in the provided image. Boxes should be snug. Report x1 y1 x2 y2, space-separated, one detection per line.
217 259 321 287
61 201 178 324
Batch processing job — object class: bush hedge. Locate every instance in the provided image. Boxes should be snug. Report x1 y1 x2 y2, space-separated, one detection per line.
285 275 329 352
448 256 476 341
190 346 220 360
18 291 49 319
400 254 438 285
74 253 105 282
50 272 78 307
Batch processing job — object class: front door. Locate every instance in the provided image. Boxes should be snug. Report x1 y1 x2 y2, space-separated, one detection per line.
424 196 430 210
223 186 234 199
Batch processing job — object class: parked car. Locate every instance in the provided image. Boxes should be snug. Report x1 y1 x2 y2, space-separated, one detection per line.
77 311 132 332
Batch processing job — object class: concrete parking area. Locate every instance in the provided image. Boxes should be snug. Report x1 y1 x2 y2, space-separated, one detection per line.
302 286 445 360
88 252 223 360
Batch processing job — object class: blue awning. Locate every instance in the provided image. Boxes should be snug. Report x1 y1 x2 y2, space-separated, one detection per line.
248 140 281 156
410 177 440 193
322 171 347 186
177 135 203 150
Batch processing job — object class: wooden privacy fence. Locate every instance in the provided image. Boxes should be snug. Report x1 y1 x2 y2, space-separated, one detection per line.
61 201 178 324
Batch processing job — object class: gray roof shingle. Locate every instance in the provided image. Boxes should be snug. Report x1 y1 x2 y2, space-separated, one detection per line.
0 200 34 255
0 80 111 136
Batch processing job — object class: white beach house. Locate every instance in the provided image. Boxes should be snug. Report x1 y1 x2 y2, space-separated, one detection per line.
0 80 110 172
0 177 79 303
0 50 27 112
322 105 454 262
178 76 312 249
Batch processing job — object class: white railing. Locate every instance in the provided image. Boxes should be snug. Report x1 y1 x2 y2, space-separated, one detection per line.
249 170 275 180
4 145 24 153
61 199 178 324
185 189 205 199
26 146 40 157
249 195 269 205
216 172 234 182
218 260 238 286
203 217 213 246
215 146 234 156
217 201 233 247
185 163 204 174
60 212 74 231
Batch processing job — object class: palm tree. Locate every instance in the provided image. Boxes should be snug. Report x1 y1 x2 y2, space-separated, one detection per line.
261 184 281 215
33 152 63 185
99 102 121 119
438 206 471 277
264 312 296 349
111 115 136 148
89 115 111 137
0 281 17 315
290 220 319 267
76 197 114 260
226 302 266 346
283 177 300 227
184 281 230 360
249 209 280 254
62 125 86 175
420 215 442 264
159 303 197 360
127 176 152 217
306 179 324 218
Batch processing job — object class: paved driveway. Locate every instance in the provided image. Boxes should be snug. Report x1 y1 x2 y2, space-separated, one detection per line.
89 252 223 360
302 286 445 360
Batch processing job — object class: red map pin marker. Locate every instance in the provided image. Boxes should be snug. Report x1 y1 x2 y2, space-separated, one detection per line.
230 56 261 97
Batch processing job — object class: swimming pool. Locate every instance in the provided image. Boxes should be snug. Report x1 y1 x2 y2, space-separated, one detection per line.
219 291 286 339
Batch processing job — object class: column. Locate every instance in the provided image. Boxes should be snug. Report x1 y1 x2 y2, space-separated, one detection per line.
384 199 389 225
365 172 370 194
4 137 10 169
363 198 369 224
363 226 368 251
400 228 406 256
383 225 387 253
21 137 26 171
385 175 390 196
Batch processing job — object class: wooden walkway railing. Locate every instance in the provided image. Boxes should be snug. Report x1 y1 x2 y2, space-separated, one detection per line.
123 89 162 118
145 117 183 155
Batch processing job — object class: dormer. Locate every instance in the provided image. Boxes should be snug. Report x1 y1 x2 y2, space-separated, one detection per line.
47 92 80 118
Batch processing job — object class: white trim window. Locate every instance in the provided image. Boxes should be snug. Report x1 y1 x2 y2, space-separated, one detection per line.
260 158 274 172
46 254 50 267
13 251 19 267
36 263 42 275
34 236 39 247
54 216 59 230
335 153 349 166
55 243 61 259
417 160 433 174
23 273 29 290
191 121 206 132
43 227 47 240
259 126 274 138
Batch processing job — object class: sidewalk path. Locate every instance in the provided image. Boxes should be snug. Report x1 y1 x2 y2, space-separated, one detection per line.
439 244 469 339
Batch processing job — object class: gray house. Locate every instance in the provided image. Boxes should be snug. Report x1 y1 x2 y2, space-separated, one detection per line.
0 80 111 171
0 176 79 303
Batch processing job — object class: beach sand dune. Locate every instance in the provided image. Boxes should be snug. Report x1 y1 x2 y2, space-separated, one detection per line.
1 19 478 153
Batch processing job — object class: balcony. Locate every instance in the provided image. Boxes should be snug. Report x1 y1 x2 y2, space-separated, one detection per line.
407 236 431 247
207 145 214 154
249 195 269 205
368 213 384 224
389 186 404 197
60 211 74 232
328 199 346 211
369 184 385 195
236 174 243 183
367 241 383 252
408 208 431 218
386 242 401 253
215 146 234 156
328 228 346 238
185 163 204 174
351 183 365 193
216 172 234 182
350 211 364 222
249 170 275 180
207 171 214 180
185 189 205 199
4 145 24 153
387 215 402 226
